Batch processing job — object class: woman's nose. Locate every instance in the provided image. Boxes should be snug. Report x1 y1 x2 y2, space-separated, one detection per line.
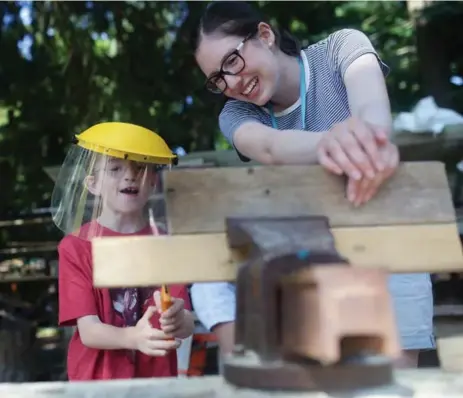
224 75 241 92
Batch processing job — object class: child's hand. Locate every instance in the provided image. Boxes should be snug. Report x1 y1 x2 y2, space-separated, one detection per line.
154 290 192 338
132 306 180 356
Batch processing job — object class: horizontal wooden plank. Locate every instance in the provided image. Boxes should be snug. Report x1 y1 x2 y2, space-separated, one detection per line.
163 162 455 235
92 223 463 287
2 369 463 397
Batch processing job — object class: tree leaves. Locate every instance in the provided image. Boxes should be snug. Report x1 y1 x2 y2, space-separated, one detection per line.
0 0 459 217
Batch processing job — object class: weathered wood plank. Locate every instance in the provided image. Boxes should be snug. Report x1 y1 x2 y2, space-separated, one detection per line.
163 162 455 235
92 223 463 287
1 370 463 397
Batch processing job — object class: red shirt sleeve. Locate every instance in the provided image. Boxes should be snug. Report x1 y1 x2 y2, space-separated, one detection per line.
58 236 98 326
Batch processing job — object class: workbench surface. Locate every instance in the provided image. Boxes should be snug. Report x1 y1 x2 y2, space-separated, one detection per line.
1 369 462 397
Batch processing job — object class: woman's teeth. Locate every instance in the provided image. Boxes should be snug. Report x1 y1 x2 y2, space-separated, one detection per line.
242 77 258 96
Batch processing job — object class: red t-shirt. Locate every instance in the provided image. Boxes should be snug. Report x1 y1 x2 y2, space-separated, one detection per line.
58 222 191 381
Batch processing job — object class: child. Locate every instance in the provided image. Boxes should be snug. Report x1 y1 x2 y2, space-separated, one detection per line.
51 122 195 381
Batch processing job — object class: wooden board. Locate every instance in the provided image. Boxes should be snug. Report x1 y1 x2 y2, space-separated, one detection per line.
92 223 463 287
1 370 463 397
162 162 455 235
92 161 462 287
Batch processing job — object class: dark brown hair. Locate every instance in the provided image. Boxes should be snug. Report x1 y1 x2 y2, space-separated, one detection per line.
196 1 301 57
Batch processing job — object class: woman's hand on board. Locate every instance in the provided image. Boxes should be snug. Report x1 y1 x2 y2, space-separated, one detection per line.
316 117 399 206
346 140 399 206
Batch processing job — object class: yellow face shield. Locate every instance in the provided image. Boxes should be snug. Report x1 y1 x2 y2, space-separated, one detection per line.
50 122 176 241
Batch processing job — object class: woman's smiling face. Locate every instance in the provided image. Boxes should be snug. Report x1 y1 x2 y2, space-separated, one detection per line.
195 23 281 106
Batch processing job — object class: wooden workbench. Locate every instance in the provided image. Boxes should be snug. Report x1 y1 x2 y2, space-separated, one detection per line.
0 370 462 397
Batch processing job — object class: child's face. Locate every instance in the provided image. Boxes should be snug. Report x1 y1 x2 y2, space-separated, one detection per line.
85 157 159 214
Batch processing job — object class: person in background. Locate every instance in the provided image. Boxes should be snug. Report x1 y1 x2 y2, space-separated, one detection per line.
51 122 195 380
190 1 434 368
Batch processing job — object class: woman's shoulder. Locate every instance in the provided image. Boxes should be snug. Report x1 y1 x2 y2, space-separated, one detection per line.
302 28 386 77
303 28 374 56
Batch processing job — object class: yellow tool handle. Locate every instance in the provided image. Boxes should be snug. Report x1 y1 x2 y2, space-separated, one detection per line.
160 285 174 342
161 284 172 312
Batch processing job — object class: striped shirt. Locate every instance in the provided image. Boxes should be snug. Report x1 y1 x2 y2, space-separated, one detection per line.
218 28 389 160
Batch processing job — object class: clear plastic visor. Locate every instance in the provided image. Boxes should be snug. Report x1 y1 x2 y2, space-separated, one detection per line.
51 144 168 241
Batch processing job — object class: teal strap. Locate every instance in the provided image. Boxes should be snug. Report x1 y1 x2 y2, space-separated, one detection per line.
268 56 306 130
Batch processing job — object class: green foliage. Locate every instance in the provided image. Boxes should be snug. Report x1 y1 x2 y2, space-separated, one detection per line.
0 0 460 217
331 1 421 111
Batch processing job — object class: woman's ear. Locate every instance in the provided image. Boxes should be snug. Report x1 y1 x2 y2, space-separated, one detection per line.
257 22 275 47
84 175 100 196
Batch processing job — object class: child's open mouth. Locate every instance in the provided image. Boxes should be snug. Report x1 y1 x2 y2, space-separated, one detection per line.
120 187 139 196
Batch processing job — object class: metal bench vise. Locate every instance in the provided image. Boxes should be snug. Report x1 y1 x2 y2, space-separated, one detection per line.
222 215 401 392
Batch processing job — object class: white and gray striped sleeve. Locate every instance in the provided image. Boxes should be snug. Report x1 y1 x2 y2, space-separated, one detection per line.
218 99 268 147
190 282 236 331
327 28 390 78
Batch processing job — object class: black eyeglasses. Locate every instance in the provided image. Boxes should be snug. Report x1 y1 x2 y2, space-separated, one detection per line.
205 31 256 94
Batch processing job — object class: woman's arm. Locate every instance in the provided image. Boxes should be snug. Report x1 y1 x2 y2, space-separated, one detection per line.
343 53 393 132
190 282 237 356
341 52 399 205
233 122 324 165
212 321 235 356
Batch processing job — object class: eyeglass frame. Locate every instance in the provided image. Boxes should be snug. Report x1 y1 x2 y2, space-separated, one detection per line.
204 31 256 94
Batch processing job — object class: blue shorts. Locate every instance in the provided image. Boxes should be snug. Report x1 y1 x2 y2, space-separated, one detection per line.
190 273 435 350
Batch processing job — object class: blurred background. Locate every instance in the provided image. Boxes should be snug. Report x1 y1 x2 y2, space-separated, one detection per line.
0 0 462 383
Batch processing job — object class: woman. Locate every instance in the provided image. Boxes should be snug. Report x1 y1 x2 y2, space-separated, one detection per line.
190 1 434 368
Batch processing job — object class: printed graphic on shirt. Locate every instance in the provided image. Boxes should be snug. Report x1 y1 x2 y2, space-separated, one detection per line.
109 287 155 327
109 287 156 363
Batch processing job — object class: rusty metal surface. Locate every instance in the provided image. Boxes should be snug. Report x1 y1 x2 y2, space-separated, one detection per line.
226 216 341 260
223 351 395 392
223 216 395 391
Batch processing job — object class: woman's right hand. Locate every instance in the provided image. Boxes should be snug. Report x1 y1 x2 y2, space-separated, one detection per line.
316 117 389 182
131 306 181 356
